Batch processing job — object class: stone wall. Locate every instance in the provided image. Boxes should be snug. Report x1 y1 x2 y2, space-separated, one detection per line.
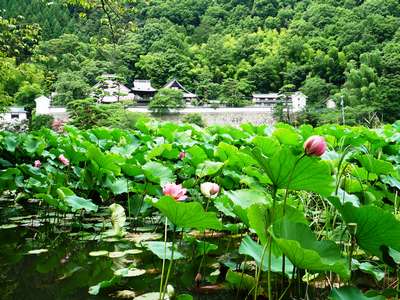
128 107 275 126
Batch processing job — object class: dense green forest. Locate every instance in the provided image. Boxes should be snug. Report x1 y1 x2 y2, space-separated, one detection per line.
1 0 400 123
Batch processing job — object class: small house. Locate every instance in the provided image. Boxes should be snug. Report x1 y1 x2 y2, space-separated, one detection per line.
164 79 197 104
0 107 27 122
131 80 157 103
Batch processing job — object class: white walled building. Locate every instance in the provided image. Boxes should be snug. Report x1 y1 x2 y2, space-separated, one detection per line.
0 107 27 122
34 95 68 120
252 91 307 112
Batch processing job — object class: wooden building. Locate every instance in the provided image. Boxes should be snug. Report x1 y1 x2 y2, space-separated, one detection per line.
132 80 157 103
164 79 197 104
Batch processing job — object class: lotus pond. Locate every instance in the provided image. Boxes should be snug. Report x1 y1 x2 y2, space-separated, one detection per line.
1 119 400 300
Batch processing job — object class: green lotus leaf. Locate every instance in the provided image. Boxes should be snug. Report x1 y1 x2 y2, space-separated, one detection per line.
239 235 294 276
151 196 222 230
272 218 350 279
329 286 385 300
143 241 185 260
142 161 175 186
253 147 335 196
338 203 400 259
195 160 224 178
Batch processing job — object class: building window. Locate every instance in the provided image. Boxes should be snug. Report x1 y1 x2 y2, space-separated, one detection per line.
11 113 19 119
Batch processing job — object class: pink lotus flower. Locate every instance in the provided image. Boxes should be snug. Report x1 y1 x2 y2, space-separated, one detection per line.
58 154 70 166
200 182 220 198
34 160 41 168
163 183 187 201
52 119 64 133
179 151 186 160
303 135 326 157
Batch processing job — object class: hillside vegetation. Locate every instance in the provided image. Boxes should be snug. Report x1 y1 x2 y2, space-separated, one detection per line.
1 0 400 123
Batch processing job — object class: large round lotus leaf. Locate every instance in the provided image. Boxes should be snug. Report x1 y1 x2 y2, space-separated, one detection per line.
272 219 349 279
151 196 222 230
253 148 335 197
338 203 400 259
330 286 385 300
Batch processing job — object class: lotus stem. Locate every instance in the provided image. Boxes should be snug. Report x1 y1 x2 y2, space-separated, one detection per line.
161 225 176 299
159 217 168 299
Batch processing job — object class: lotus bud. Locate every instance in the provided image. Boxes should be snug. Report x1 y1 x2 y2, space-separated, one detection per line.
179 151 186 160
303 135 326 157
200 182 220 198
163 183 187 201
195 272 202 287
58 154 70 166
166 284 175 297
34 160 41 168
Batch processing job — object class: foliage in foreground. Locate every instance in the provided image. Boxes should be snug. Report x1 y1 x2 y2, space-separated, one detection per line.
0 120 400 299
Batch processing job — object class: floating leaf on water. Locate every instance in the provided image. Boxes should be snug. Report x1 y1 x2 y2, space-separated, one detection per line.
0 224 17 229
108 290 136 299
108 251 126 258
124 232 163 243
9 215 34 221
27 249 48 255
89 250 109 257
124 249 143 255
114 268 146 277
102 237 123 242
134 292 169 300
20 220 43 228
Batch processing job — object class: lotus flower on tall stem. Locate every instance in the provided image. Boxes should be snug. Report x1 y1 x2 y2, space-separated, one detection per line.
200 182 220 199
58 154 70 166
163 183 187 201
303 135 327 157
33 160 41 168
178 151 186 160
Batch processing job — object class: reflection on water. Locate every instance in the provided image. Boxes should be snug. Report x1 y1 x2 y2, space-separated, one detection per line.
0 199 236 300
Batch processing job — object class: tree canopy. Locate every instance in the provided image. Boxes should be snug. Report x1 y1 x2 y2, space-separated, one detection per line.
1 0 400 121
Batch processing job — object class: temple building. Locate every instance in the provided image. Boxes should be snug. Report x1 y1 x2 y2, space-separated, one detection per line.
164 79 197 104
131 80 157 103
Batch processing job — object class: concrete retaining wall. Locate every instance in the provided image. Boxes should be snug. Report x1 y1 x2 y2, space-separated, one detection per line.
127 107 275 126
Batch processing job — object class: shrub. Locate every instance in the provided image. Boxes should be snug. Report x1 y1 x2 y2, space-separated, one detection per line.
30 114 54 131
67 98 147 129
149 88 185 115
182 113 205 127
